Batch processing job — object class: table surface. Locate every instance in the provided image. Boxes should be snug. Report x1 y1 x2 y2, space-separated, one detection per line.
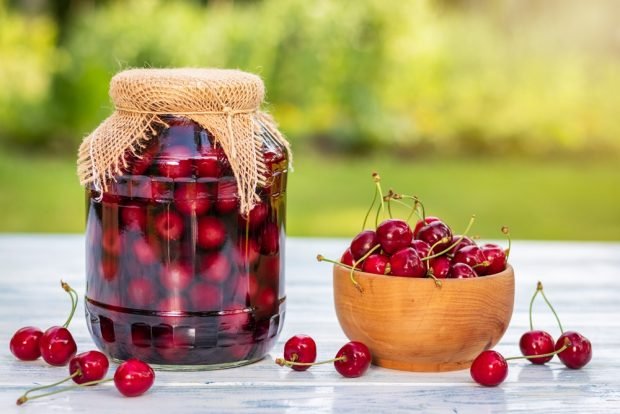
0 235 618 413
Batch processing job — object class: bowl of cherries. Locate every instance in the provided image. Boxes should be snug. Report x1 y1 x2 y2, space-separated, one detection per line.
319 173 515 372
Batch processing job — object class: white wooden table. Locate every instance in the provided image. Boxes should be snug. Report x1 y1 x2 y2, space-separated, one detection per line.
0 235 618 413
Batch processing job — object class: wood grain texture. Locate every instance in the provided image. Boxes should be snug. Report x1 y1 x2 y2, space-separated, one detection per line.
0 236 619 413
333 265 514 371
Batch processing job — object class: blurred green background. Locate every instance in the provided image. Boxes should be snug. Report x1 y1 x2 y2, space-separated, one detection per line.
0 0 619 240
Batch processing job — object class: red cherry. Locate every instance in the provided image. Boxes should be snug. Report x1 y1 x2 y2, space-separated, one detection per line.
340 248 355 267
200 252 231 283
189 282 222 310
260 222 280 255
256 286 277 317
389 247 425 277
429 255 451 279
240 202 268 230
448 235 475 255
555 331 592 369
69 350 110 384
10 327 43 361
376 219 413 255
413 216 440 238
113 358 155 397
235 238 261 266
158 146 193 178
519 330 555 364
196 146 224 178
99 256 119 281
133 237 158 264
470 350 508 387
452 245 486 271
416 221 453 252
221 307 251 333
126 144 158 176
39 326 77 366
127 277 157 308
101 228 122 255
410 239 431 259
120 203 147 231
361 253 390 275
197 216 227 249
151 179 173 201
480 244 507 275
334 341 372 378
350 230 378 261
449 262 477 279
161 263 193 291
216 181 239 213
174 182 211 215
282 334 317 372
154 210 184 240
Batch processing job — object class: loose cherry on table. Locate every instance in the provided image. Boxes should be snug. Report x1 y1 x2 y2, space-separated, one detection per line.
519 281 592 369
519 281 555 364
276 334 317 372
39 282 79 366
17 350 109 404
16 356 154 405
471 338 572 387
10 327 43 361
276 336 372 378
10 281 78 366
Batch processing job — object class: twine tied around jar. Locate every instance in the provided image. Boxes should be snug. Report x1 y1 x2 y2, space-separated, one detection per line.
77 68 291 214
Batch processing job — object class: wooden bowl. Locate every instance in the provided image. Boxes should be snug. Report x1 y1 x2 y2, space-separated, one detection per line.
333 264 515 372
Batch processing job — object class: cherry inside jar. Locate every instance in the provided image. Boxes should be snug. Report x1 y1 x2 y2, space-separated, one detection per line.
84 116 287 369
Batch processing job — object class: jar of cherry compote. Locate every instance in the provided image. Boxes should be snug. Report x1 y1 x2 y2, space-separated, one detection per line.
78 69 291 369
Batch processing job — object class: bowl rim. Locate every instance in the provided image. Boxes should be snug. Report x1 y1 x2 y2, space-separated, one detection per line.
333 263 514 283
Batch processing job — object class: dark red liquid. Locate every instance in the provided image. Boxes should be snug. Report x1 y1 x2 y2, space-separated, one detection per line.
85 117 287 367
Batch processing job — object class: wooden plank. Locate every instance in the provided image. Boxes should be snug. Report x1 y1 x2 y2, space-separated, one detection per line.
0 236 618 413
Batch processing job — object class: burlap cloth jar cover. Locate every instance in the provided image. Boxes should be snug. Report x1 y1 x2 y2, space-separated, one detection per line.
77 68 291 214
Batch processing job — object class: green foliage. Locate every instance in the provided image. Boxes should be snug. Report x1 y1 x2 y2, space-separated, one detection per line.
1 0 619 156
1 150 619 240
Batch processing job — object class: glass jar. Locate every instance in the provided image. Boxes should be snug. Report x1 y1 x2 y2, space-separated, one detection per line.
84 116 288 369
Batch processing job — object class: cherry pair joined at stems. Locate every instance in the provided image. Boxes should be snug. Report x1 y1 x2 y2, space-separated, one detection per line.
16 355 154 405
10 281 78 366
519 281 592 369
275 335 371 378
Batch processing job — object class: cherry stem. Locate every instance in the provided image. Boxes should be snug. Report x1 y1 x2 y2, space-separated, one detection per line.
350 244 382 293
505 337 571 361
384 190 394 219
472 261 491 269
16 371 113 405
386 198 417 224
18 370 80 403
373 173 385 228
422 215 476 261
537 281 565 334
502 226 512 262
362 177 379 230
316 254 355 271
399 195 425 221
275 355 346 368
528 282 540 331
61 280 78 329
427 272 443 288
